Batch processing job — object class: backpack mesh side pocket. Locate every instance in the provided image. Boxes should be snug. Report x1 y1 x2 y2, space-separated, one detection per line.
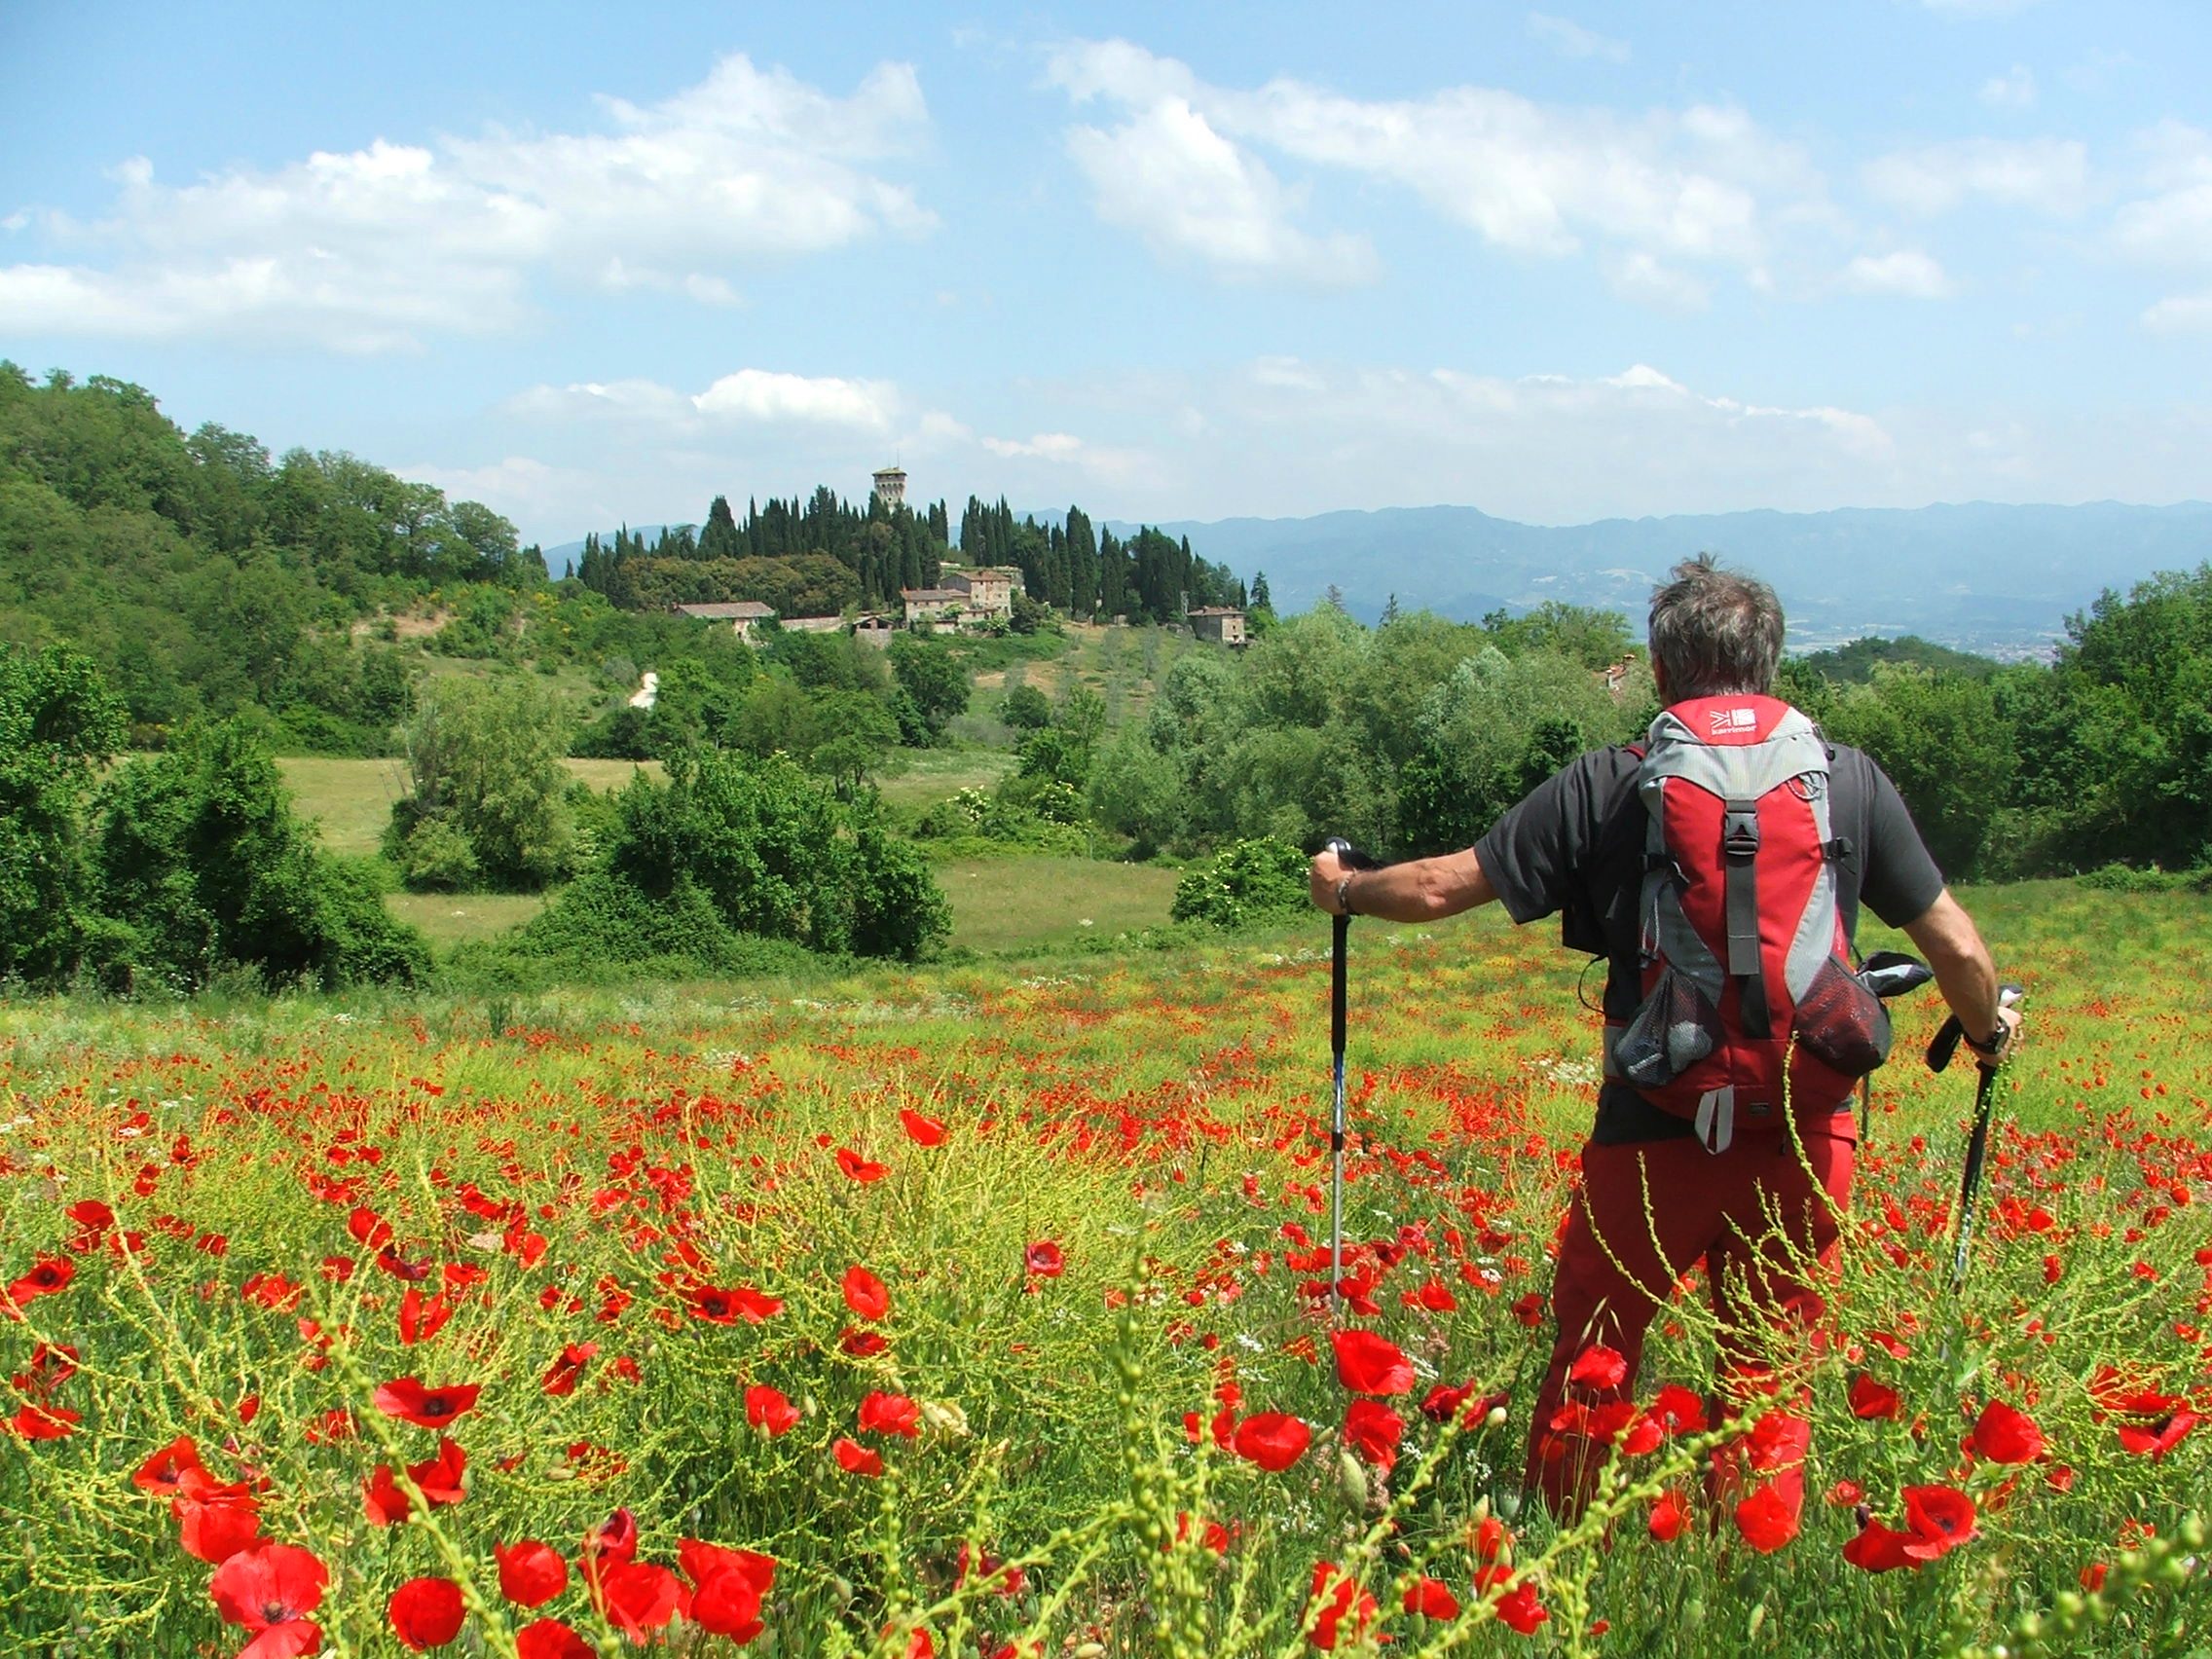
1614 969 1724 1090
1793 956 1893 1080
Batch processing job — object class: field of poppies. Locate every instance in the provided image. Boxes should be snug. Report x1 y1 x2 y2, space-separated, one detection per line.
2 877 2209 1657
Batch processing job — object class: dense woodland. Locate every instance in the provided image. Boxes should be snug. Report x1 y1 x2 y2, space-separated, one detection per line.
6 365 2212 997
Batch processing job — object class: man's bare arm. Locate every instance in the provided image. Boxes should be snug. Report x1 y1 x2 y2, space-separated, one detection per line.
1900 888 2018 1059
1309 846 1496 923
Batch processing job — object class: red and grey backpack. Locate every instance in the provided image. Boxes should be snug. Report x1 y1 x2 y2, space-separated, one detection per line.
1608 694 1892 1152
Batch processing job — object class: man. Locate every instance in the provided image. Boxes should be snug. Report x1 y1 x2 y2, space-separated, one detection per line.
1308 556 2019 1523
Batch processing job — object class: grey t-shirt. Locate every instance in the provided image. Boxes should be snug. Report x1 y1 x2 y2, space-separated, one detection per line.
1475 741 1946 1144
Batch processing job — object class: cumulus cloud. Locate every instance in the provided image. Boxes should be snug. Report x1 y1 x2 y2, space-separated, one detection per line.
509 369 901 433
1838 249 1955 297
1044 38 1825 298
980 429 1150 482
1863 136 2091 217
0 55 933 350
1978 64 2038 109
2111 123 2212 330
1062 96 1379 284
1526 13 1630 63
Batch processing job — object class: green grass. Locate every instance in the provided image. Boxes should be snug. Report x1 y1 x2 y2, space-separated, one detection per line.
938 854 1179 952
872 749 1014 810
278 756 664 857
385 891 548 947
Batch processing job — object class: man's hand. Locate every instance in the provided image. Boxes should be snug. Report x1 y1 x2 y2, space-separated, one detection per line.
1968 1003 2024 1072
1309 846 1351 915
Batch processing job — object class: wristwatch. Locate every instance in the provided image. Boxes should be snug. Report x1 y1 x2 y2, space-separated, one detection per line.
1962 1021 2012 1062
1335 874 1357 917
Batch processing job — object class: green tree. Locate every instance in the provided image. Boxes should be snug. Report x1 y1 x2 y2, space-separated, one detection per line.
888 633 970 742
1825 667 2012 879
0 645 126 985
394 676 573 889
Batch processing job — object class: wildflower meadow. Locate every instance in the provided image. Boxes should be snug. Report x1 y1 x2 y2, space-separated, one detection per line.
2 879 2208 1657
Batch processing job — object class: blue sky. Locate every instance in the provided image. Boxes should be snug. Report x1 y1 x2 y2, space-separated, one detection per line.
2 0 2207 544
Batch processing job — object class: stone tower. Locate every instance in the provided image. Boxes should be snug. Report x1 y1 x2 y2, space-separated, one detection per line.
871 465 907 507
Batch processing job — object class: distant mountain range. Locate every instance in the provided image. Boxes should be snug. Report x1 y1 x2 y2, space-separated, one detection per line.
1101 500 2212 655
547 500 2212 656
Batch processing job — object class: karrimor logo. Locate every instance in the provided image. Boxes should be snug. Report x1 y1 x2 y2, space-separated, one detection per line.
1707 706 1758 736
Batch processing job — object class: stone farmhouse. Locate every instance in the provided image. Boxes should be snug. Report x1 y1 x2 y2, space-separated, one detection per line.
671 600 776 640
1189 605 1247 645
900 566 1019 632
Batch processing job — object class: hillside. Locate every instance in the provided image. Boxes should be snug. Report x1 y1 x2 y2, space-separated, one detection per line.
1107 499 2212 654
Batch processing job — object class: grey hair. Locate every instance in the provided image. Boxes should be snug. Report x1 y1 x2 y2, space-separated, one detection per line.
1646 554 1785 700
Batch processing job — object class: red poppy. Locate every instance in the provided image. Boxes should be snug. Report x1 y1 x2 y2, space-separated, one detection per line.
859 1390 921 1439
177 1496 264 1563
745 1384 800 1436
1842 1518 1917 1573
516 1621 595 1659
898 1108 946 1147
1848 1373 1901 1419
11 1401 79 1440
1330 1329 1415 1397
582 1508 638 1564
237 1622 322 1659
65 1198 114 1232
496 1540 569 1608
1900 1485 1976 1560
1025 1241 1064 1278
843 1266 890 1322
363 1464 413 1528
18 1341 77 1393
840 1327 889 1358
1743 1409 1809 1472
681 1539 775 1641
1648 1489 1690 1542
398 1288 454 1346
410 1438 467 1506
834 1437 884 1476
541 1343 599 1397
5 1255 74 1312
1307 1561 1376 1651
686 1284 783 1324
1645 1383 1707 1436
372 1378 481 1430
134 1435 205 1494
1232 1412 1311 1472
1733 1483 1800 1553
1489 1576 1549 1636
211 1543 328 1631
1567 1345 1628 1392
1404 1575 1459 1620
2117 1409 2198 1458
1341 1399 1404 1472
1511 1292 1544 1327
388 1577 465 1651
835 1147 888 1183
584 1559 684 1641
1969 1399 2046 1465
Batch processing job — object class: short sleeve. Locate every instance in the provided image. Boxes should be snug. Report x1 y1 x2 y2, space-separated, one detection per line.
1475 752 1614 926
1856 759 1946 928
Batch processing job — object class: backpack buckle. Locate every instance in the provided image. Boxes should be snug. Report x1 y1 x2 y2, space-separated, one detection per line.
1722 802 1761 861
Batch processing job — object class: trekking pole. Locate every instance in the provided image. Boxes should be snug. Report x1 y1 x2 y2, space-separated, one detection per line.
1929 984 2025 1296
1322 837 1380 1325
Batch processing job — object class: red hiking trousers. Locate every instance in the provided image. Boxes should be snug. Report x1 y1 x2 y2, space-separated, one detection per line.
1524 1115 1854 1521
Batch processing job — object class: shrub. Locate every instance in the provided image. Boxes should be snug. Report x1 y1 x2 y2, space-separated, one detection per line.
90 718 429 992
395 675 573 889
1170 836 1310 930
395 813 480 893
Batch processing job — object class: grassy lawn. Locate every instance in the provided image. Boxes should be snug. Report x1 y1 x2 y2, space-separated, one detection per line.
385 891 547 948
874 749 1014 809
938 855 1179 952
279 756 663 856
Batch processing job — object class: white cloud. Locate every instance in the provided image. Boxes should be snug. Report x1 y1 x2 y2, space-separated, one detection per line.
1526 13 1630 63
2110 123 2212 330
0 55 932 350
1604 251 1710 310
1045 39 1825 297
2142 292 2212 333
980 429 1149 482
1978 64 2038 109
692 370 898 428
1838 249 1955 297
1063 96 1379 284
1863 137 2090 217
